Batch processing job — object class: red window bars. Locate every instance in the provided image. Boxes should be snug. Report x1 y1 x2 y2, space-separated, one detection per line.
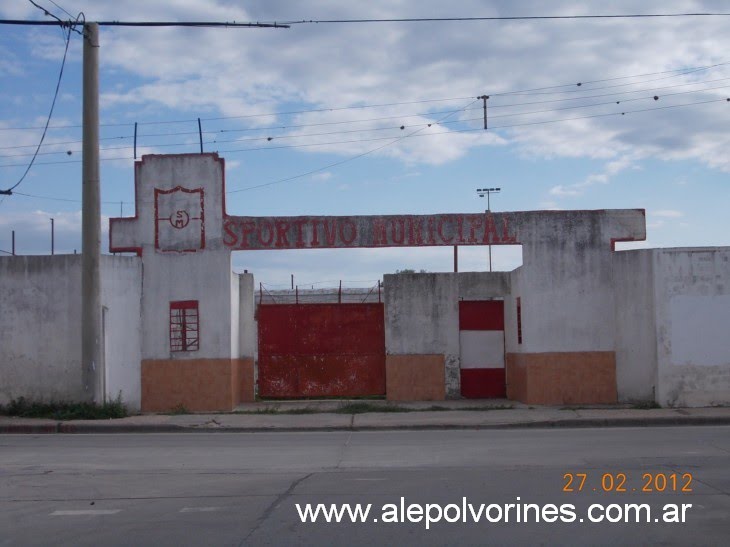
170 300 199 352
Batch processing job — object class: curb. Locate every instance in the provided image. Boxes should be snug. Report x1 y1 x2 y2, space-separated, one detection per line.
2 416 729 434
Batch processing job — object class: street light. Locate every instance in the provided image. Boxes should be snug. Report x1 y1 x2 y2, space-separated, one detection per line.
477 187 501 271
476 187 500 212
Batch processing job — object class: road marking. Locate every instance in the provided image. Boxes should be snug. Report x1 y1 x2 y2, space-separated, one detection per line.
51 510 121 516
180 507 222 513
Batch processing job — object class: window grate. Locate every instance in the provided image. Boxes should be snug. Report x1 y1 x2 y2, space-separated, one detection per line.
170 300 199 352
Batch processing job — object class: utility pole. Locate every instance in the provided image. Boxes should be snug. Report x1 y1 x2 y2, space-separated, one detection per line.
477 187 501 272
50 218 54 255
81 22 102 404
478 95 489 129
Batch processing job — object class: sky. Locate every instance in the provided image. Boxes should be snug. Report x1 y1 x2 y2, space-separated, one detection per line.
0 0 728 289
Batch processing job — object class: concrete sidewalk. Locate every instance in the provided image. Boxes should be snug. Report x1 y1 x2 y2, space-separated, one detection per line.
1 400 729 434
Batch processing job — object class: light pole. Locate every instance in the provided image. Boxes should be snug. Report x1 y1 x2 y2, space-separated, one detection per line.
477 187 501 271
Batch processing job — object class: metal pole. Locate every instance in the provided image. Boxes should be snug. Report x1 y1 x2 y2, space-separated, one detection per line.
291 273 294 290
198 118 203 153
12 230 15 255
82 22 102 404
51 218 54 255
487 192 491 271
453 245 458 272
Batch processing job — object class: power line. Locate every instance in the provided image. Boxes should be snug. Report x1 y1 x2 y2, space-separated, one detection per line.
47 0 74 20
225 97 729 193
284 13 730 24
2 60 727 133
0 96 726 170
0 12 76 198
226 98 480 193
4 82 729 160
0 19 289 28
12 190 131 205
3 74 729 156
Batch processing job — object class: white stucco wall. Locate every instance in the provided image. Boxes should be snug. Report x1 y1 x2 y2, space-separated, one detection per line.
384 272 510 397
0 255 84 405
612 249 657 402
231 272 240 358
140 250 233 360
238 272 256 359
110 154 236 362
0 254 142 409
101 255 143 410
653 248 730 407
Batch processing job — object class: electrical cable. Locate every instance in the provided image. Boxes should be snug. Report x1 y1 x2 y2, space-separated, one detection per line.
0 11 76 201
4 84 728 160
225 97 729 193
1 61 727 133
0 96 726 169
283 14 730 24
3 78 729 157
225 97 480 193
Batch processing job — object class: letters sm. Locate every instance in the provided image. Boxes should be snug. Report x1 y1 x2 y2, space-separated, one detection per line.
222 213 518 250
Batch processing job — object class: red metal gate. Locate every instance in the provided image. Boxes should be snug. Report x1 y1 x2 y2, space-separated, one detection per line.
258 303 386 398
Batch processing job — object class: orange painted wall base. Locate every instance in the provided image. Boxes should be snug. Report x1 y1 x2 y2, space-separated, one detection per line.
505 352 617 405
386 354 446 401
141 358 254 412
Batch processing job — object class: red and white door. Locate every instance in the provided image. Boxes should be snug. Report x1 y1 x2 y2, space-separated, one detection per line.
459 300 506 398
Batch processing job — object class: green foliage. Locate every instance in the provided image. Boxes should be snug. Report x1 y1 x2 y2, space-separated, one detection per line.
168 403 190 415
336 402 412 414
631 400 662 409
0 394 128 420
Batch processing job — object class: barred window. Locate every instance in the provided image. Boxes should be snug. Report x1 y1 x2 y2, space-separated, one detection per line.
170 300 199 352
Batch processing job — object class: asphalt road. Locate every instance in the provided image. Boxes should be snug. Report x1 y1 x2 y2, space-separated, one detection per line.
0 426 728 546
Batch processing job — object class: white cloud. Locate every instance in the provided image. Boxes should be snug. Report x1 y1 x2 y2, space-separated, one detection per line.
9 0 721 170
311 171 332 181
0 209 109 255
652 209 684 218
549 185 582 197
549 151 645 198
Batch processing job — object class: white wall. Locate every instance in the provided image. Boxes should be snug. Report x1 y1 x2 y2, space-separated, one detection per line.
384 272 510 397
238 272 256 359
111 155 236 362
140 251 233 360
0 255 83 404
654 248 730 407
101 255 142 410
612 249 657 402
0 254 142 409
